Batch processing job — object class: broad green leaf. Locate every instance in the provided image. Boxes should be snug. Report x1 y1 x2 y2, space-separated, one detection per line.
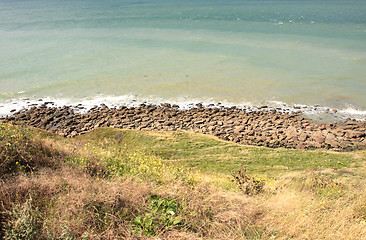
173 219 181 225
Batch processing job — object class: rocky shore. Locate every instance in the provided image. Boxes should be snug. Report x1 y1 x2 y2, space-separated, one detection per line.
2 103 366 151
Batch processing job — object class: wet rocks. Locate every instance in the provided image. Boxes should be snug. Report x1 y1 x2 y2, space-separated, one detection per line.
2 104 366 151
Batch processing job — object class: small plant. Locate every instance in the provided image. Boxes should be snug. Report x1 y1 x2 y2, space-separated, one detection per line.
300 170 344 197
2 196 41 240
132 195 182 236
232 165 265 195
60 225 74 240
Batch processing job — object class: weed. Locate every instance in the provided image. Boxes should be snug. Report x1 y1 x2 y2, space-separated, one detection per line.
2 196 41 240
60 225 74 240
182 171 200 187
232 165 265 195
132 195 182 236
106 149 196 185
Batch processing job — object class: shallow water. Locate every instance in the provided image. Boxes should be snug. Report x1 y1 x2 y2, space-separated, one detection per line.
1 0 366 120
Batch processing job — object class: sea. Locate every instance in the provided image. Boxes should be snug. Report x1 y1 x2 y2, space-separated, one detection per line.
1 0 366 121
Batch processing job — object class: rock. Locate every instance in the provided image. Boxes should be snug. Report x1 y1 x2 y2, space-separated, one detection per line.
3 103 364 150
299 133 308 142
325 133 336 141
347 131 365 138
70 131 78 137
285 128 297 140
296 143 306 149
208 126 216 132
234 126 244 134
314 135 325 144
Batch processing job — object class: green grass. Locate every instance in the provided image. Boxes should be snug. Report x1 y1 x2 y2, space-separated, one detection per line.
72 128 364 177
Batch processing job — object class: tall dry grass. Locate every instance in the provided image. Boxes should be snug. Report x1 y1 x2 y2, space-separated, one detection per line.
1 124 366 239
0 166 149 239
260 179 366 239
2 166 366 239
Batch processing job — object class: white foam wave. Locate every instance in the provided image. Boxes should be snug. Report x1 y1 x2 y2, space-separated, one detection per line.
0 94 258 116
0 95 365 122
339 107 366 116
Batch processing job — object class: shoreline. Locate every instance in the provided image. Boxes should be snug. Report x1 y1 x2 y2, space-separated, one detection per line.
2 102 365 151
1 96 366 122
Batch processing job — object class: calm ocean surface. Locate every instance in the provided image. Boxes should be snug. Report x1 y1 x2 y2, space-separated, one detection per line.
1 0 366 120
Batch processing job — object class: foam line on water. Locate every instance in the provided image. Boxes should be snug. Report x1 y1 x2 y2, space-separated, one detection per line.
0 95 365 122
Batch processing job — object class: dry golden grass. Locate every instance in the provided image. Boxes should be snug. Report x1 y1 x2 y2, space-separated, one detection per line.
2 166 366 239
0 166 151 239
0 167 260 239
1 124 366 239
259 172 366 240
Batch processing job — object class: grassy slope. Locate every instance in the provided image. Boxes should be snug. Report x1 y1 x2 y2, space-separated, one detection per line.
77 128 366 180
1 124 366 239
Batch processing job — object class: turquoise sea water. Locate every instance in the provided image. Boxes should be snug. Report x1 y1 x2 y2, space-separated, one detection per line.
1 0 366 120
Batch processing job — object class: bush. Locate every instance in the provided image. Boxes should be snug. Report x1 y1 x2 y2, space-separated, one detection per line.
232 165 265 195
0 123 61 176
65 155 107 179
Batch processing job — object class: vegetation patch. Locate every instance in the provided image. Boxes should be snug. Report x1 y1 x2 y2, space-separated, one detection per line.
0 123 62 176
0 126 365 239
2 196 41 240
232 165 265 195
298 170 345 198
132 195 183 236
354 201 366 222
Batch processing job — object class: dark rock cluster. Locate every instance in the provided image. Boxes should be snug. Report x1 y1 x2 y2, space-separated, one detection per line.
2 103 366 151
